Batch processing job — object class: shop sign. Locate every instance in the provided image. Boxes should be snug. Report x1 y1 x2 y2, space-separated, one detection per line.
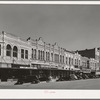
82 69 91 73
96 71 100 75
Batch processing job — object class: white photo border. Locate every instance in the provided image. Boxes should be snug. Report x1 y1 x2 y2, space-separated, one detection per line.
0 1 100 99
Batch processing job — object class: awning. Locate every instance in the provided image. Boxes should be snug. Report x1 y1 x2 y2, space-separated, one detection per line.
64 65 79 71
73 68 80 71
82 69 91 73
96 71 100 75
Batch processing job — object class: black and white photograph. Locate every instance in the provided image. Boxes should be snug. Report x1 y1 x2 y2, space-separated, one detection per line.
0 3 100 91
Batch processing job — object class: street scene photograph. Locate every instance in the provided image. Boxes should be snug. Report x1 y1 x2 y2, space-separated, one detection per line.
0 4 100 89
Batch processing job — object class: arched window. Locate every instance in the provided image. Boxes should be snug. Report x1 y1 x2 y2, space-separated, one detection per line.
6 44 12 57
13 46 18 58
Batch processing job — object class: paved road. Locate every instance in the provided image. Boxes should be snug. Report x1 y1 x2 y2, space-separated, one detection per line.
0 78 100 89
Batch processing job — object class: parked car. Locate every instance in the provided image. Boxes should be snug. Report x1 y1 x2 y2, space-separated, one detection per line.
87 74 94 79
15 75 40 85
75 74 83 80
82 74 87 79
70 74 78 80
84 74 89 79
39 75 49 82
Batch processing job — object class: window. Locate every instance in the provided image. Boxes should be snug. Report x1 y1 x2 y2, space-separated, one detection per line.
51 53 53 61
0 44 1 56
56 54 58 63
72 58 73 65
46 52 47 61
87 60 89 68
60 55 62 63
77 59 78 65
63 56 64 63
34 49 37 59
48 52 50 61
43 51 44 60
55 54 59 63
40 51 42 60
25 50 28 59
32 49 33 59
38 50 40 60
79 60 80 66
69 58 71 65
75 59 77 65
58 55 59 63
54 54 56 62
6 44 12 57
21 49 24 59
95 63 96 67
13 46 18 58
66 57 68 64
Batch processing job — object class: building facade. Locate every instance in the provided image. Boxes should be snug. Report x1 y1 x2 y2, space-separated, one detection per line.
0 31 99 79
76 48 100 74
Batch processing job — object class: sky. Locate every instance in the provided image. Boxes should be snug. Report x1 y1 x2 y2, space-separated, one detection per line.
0 5 100 51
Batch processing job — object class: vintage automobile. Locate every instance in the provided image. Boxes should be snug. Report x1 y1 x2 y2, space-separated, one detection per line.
14 75 40 85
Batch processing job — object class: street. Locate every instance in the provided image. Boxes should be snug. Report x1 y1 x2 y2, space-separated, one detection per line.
0 78 100 89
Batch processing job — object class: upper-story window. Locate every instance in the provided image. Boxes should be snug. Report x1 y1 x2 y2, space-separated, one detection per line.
79 60 80 66
46 52 48 61
25 50 28 59
21 49 24 59
72 58 73 65
66 57 68 64
69 57 71 65
87 60 89 68
40 51 42 60
32 49 37 60
6 44 12 57
60 55 62 63
77 59 78 65
95 63 96 67
32 49 33 59
38 50 40 60
43 51 45 60
13 46 18 58
54 54 56 62
56 54 59 63
75 59 77 65
34 49 37 60
58 55 59 63
48 52 50 61
0 44 1 56
63 56 64 63
51 53 53 62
